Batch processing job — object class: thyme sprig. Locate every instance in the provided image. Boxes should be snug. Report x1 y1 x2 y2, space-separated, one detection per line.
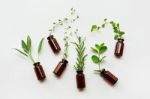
14 36 44 64
63 28 71 59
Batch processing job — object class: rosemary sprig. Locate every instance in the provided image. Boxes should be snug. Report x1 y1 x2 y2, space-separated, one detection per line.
72 34 87 71
91 43 107 73
14 36 44 63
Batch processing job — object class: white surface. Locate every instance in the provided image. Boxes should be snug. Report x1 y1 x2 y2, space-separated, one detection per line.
0 0 150 99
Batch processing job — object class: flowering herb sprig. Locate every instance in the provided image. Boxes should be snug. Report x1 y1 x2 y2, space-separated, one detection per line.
63 26 72 59
48 8 79 35
14 36 44 63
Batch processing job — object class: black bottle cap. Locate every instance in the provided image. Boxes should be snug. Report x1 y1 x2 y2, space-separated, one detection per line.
77 71 83 74
33 62 40 66
62 59 68 64
47 35 54 40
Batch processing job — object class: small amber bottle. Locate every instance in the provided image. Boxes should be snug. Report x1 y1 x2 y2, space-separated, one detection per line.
101 69 118 85
33 62 46 81
76 71 86 89
53 59 68 77
47 35 61 54
114 39 124 57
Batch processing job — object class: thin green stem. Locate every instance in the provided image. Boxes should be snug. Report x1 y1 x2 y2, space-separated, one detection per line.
98 53 101 71
28 54 35 64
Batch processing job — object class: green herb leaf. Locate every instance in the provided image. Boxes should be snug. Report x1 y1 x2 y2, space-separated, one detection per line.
14 48 28 56
119 31 125 36
114 35 119 40
91 47 98 54
99 46 107 54
102 24 105 28
104 18 107 22
91 55 100 64
21 40 28 53
91 25 100 32
38 38 44 54
95 44 101 50
27 35 31 52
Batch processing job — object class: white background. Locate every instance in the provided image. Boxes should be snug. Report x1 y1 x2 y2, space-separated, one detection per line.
0 0 150 99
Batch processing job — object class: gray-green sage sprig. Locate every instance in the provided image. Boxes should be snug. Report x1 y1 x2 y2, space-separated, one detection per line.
14 36 44 64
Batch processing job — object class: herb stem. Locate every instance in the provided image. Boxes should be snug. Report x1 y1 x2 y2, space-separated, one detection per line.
28 54 35 64
98 54 101 71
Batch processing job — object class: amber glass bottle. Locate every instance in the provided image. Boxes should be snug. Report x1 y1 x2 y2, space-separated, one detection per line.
34 62 46 81
53 59 68 77
47 35 61 54
76 71 86 89
101 69 118 85
114 39 124 57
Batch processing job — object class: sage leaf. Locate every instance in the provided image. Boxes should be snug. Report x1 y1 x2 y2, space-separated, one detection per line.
27 35 31 52
14 48 28 56
38 38 44 54
21 40 28 53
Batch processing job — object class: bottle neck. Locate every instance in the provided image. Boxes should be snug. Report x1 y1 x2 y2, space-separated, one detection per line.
47 35 54 41
77 71 83 74
33 62 40 67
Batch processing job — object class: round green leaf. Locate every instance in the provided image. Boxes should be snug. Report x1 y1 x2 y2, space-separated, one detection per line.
91 55 100 64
